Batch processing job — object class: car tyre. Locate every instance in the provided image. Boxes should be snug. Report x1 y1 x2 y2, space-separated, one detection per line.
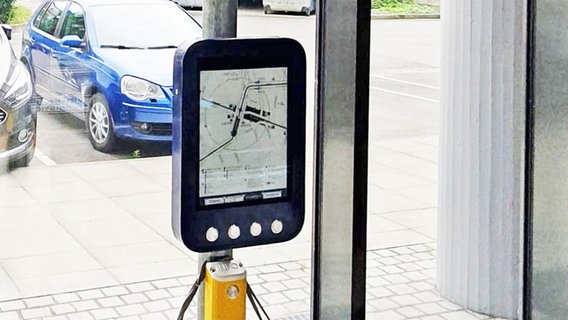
87 93 117 152
264 5 271 14
301 6 311 16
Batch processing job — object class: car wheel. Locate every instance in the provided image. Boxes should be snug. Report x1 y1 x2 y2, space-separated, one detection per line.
264 5 271 14
302 7 311 16
87 93 117 152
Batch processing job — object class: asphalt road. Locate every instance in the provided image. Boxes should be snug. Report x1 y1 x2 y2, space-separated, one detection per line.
9 10 440 166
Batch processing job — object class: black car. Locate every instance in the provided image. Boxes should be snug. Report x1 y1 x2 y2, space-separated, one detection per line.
0 24 36 171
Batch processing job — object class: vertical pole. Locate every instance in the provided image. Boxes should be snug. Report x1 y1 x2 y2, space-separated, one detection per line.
437 0 527 317
312 0 370 319
198 1 237 319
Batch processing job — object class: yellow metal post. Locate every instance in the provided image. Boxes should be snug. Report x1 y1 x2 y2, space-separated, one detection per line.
204 260 247 320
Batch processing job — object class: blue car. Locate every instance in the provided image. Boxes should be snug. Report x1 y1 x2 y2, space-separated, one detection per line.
21 0 202 152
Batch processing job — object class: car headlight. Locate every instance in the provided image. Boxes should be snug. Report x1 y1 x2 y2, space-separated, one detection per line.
3 62 32 110
121 76 166 101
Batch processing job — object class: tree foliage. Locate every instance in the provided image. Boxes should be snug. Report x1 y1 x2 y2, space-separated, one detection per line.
0 0 16 24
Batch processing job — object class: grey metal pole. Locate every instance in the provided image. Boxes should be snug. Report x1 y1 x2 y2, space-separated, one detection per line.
312 0 370 319
202 0 238 39
197 1 237 319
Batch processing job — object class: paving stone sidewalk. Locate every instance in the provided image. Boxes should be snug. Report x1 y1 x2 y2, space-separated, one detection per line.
0 243 501 320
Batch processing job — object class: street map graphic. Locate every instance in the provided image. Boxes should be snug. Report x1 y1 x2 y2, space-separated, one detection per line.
199 67 288 205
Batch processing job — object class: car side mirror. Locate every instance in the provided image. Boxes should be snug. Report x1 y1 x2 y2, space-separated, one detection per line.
1 25 13 40
60 35 83 48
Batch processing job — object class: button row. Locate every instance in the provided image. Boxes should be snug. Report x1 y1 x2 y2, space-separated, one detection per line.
206 220 283 242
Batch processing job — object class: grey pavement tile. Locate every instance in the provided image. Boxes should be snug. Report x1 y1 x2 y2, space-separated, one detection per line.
20 306 51 319
368 230 433 251
125 157 172 176
368 167 434 190
97 297 123 308
382 208 437 229
0 225 83 259
63 217 163 249
0 312 20 320
0 187 37 207
148 174 171 188
107 258 195 284
398 305 424 318
10 166 84 188
261 281 286 293
368 214 407 234
368 185 433 214
369 145 437 169
415 226 437 240
392 185 438 207
53 293 80 304
3 251 103 280
0 205 59 232
89 240 187 269
415 302 448 315
72 300 98 312
111 192 171 217
45 198 134 225
374 139 439 164
126 283 155 293
368 297 399 311
89 176 165 198
441 310 482 320
0 175 19 188
0 301 25 312
70 163 144 182
411 136 439 148
51 303 75 315
23 181 106 204
90 308 118 319
368 310 406 320
13 270 118 298
22 296 53 308
0 267 21 301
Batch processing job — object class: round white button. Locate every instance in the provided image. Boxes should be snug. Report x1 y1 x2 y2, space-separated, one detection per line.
228 225 241 239
271 220 283 234
206 227 219 242
250 222 262 237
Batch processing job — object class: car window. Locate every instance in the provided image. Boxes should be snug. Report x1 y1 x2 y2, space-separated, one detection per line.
60 3 86 39
37 1 67 36
32 3 50 29
91 3 201 48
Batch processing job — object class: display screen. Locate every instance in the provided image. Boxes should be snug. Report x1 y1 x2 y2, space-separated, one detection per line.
199 67 288 206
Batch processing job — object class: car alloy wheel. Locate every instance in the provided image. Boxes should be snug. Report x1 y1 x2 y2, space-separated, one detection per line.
87 93 117 152
89 101 110 144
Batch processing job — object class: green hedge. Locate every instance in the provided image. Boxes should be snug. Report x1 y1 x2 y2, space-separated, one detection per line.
0 0 16 23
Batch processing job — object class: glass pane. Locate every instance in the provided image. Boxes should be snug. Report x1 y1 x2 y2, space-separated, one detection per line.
37 2 66 35
60 3 85 39
532 0 568 318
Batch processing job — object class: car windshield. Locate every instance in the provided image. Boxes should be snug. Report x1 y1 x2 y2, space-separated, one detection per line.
90 3 201 48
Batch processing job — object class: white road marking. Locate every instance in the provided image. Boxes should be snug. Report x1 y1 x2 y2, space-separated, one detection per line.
370 86 440 104
34 148 57 166
371 74 440 90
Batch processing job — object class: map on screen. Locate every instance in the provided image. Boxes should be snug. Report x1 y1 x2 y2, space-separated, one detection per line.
199 67 288 206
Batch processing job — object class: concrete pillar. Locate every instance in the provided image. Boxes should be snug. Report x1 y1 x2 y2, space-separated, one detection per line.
437 0 527 318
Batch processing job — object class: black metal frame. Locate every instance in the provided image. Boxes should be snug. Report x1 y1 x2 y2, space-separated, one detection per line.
523 0 536 318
